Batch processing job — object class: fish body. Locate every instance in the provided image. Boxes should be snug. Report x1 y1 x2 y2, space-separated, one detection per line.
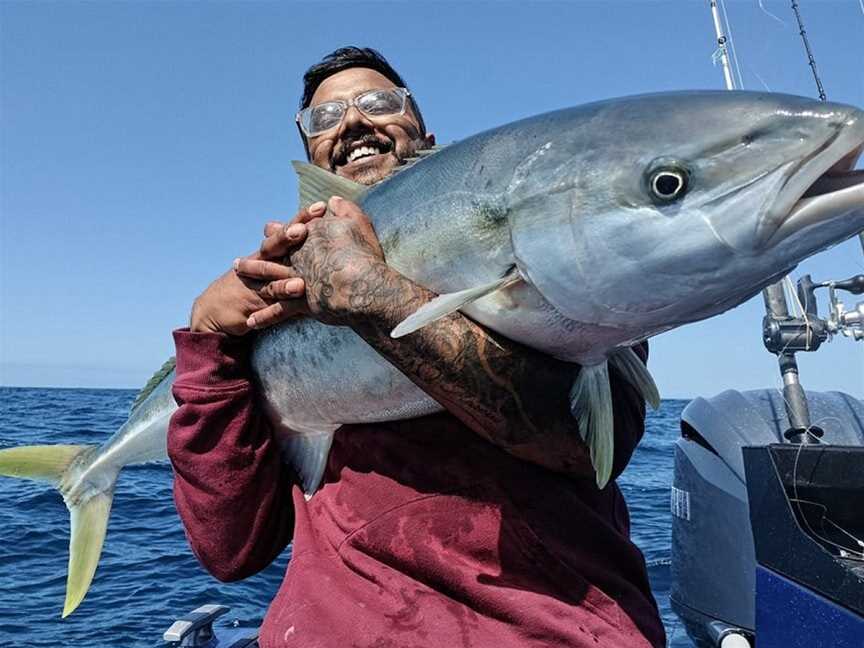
256 90 864 487
2 90 864 617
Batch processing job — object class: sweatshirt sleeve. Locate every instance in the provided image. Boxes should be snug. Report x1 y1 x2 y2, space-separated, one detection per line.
168 328 295 582
608 341 649 483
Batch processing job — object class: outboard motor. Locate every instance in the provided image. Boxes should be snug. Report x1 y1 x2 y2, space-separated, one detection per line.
670 389 864 647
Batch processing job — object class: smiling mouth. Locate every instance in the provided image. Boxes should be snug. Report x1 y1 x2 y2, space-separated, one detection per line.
334 139 393 169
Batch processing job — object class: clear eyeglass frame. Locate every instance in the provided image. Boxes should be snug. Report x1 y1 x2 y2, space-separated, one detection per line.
296 87 411 138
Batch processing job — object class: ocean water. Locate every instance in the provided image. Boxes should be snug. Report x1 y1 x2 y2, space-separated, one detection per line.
0 387 693 647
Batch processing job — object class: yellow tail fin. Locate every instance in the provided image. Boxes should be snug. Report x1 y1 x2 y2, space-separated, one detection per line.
0 444 84 482
65 492 112 617
0 444 114 617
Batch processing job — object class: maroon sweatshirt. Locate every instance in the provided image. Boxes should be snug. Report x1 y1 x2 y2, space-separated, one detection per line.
169 329 665 648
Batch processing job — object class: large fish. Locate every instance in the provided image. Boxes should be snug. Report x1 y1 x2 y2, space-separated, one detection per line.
2 91 864 617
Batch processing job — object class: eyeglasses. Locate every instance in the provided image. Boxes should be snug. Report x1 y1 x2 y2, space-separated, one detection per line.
296 87 411 138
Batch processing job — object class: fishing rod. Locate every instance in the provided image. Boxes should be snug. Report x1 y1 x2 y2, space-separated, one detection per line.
707 0 864 442
707 0 819 442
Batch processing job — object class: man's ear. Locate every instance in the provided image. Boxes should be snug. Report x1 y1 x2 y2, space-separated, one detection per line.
424 132 436 148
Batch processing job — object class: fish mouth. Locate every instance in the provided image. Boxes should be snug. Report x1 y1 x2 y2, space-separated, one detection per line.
763 115 864 247
772 149 864 243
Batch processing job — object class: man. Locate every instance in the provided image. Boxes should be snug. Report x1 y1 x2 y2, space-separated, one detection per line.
168 47 665 647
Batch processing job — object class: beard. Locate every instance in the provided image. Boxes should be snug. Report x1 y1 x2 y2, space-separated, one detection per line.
335 132 430 186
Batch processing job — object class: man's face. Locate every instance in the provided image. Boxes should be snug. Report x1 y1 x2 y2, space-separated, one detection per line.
306 67 434 186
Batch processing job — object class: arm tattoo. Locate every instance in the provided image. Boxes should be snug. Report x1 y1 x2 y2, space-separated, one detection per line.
343 264 596 478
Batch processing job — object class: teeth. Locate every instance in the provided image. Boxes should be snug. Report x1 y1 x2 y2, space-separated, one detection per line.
347 145 381 164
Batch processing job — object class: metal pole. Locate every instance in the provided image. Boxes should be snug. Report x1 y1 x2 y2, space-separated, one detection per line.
762 285 816 442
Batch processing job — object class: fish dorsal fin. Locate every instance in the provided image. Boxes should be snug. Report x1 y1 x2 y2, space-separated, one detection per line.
390 144 447 169
569 362 615 489
130 357 176 414
391 268 522 338
608 347 661 410
292 161 368 208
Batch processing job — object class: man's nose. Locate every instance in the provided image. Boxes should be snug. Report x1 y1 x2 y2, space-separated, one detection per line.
339 104 374 134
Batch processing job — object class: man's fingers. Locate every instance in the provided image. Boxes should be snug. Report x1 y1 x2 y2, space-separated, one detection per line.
327 195 367 222
234 258 299 281
246 299 308 330
296 201 327 223
260 223 308 259
258 277 305 301
264 221 283 237
258 202 326 254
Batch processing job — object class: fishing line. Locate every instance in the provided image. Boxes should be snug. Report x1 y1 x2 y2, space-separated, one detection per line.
758 0 787 26
786 496 864 559
782 276 800 317
789 416 864 561
720 0 746 88
783 275 816 350
750 67 772 92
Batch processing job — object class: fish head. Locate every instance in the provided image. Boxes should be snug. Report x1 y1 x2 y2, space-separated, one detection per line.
509 91 864 335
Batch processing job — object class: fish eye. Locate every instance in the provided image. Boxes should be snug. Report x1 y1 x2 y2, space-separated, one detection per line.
648 167 689 202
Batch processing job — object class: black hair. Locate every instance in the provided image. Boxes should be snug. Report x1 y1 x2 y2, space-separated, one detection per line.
298 47 426 157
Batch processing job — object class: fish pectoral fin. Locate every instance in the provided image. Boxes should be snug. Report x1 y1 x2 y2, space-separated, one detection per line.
569 362 615 489
608 347 661 410
391 269 523 338
292 161 368 208
65 491 113 618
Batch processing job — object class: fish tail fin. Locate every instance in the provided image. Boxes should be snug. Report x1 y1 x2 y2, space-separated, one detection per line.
569 362 615 489
0 444 114 617
0 444 86 482
65 490 112 617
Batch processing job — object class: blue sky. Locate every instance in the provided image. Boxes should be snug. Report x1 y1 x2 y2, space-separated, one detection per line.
1 0 862 399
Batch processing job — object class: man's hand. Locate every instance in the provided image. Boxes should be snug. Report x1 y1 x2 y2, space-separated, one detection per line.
245 196 387 329
190 203 324 335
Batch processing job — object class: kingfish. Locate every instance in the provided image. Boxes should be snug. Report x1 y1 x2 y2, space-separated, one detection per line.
2 91 864 617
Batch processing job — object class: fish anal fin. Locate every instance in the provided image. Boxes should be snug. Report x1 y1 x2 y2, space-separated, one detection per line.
278 428 337 499
391 269 522 339
609 347 661 410
569 362 615 489
292 161 368 208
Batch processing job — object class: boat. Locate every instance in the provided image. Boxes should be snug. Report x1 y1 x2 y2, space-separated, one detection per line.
668 5 864 645
671 388 864 647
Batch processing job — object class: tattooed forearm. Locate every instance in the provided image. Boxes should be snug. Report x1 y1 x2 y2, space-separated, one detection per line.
343 262 595 477
288 201 600 477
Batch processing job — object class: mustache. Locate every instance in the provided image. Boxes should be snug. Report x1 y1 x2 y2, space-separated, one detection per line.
332 134 393 168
